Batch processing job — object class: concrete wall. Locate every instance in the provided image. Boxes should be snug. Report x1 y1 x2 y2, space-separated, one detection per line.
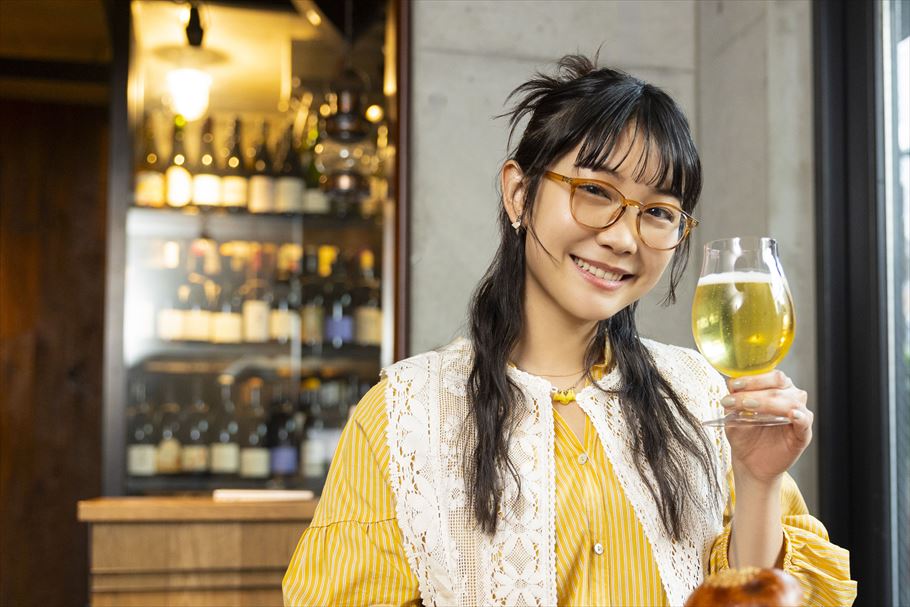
409 0 817 509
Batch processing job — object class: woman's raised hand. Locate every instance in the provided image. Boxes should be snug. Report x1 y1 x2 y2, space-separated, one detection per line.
720 370 813 485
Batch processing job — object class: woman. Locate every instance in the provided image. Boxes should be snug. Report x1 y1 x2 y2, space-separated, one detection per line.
283 56 856 606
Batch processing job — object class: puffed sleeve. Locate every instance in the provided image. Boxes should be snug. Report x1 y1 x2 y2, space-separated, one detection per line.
283 379 421 607
708 470 858 606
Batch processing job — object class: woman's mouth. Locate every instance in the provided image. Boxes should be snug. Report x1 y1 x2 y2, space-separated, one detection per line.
570 255 632 289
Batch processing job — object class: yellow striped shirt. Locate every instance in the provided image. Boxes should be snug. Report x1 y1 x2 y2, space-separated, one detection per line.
284 379 856 606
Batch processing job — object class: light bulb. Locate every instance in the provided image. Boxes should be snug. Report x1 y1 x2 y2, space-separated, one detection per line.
167 68 211 121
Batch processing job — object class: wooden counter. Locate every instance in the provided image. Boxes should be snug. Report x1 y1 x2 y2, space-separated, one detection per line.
78 497 317 607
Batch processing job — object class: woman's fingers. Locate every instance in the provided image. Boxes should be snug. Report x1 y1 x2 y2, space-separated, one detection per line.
720 386 808 415
726 369 792 393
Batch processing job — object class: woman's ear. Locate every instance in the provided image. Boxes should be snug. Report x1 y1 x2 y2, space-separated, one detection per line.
500 160 527 225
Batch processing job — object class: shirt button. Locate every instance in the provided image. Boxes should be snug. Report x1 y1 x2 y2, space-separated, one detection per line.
593 542 604 555
577 453 588 465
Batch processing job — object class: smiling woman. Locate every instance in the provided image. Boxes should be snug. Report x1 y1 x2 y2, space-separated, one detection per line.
282 55 856 606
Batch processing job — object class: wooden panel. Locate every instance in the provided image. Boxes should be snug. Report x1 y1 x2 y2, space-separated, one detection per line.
78 496 318 522
91 588 282 607
0 100 107 607
91 521 308 572
92 569 283 592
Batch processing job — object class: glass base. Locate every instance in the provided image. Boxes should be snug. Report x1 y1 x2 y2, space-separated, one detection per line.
702 412 792 428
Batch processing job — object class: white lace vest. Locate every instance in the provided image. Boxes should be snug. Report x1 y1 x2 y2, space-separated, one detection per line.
383 338 730 606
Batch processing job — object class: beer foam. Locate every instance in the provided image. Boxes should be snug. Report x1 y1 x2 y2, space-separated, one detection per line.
697 271 775 285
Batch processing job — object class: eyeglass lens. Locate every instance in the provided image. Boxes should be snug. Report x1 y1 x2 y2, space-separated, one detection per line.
572 183 685 249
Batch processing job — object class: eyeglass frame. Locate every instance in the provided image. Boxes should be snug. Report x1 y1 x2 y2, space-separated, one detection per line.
542 170 699 251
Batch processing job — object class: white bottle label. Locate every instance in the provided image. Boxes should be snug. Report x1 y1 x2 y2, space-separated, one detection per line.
157 308 185 341
243 300 270 342
127 444 157 476
302 189 330 214
183 309 212 342
301 306 324 344
302 438 325 477
221 176 248 207
240 448 270 478
192 173 222 206
181 445 209 472
210 442 240 474
165 165 192 207
211 312 243 343
157 438 182 473
248 176 275 213
275 177 304 213
355 307 383 345
135 171 165 207
270 309 300 342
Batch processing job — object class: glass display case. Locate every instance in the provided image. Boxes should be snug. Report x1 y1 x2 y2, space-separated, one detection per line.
103 0 407 495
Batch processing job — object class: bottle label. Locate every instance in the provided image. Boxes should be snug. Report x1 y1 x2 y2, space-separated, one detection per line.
270 309 300 342
210 442 240 474
211 312 243 343
355 307 383 345
127 444 157 476
270 445 299 476
221 176 248 207
240 448 270 478
135 171 165 207
302 189 330 214
302 439 325 477
301 306 324 344
183 309 212 342
181 445 209 472
157 438 182 474
325 316 354 344
157 308 185 341
248 176 276 213
192 173 222 206
275 177 305 213
165 165 192 207
243 300 270 342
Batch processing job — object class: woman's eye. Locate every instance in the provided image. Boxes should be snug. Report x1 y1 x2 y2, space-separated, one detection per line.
645 206 678 223
579 184 612 199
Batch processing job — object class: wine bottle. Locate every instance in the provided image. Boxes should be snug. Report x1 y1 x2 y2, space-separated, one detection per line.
211 251 244 344
156 385 182 475
180 378 211 474
300 377 327 480
301 112 330 214
210 377 240 477
242 248 271 343
300 245 325 346
270 250 301 343
165 114 192 208
353 249 382 346
134 113 165 208
126 380 157 477
274 124 305 213
269 381 300 479
181 241 213 342
248 121 276 213
239 378 270 479
220 117 248 211
324 250 354 349
191 116 221 207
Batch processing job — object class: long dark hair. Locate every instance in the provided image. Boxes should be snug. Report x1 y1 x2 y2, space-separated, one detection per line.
466 55 720 540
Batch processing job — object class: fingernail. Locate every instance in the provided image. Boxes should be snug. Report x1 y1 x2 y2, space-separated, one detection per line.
731 379 746 390
721 395 736 408
791 409 804 421
742 398 760 409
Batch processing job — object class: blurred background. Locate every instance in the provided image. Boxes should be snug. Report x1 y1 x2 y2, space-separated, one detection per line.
0 1 906 606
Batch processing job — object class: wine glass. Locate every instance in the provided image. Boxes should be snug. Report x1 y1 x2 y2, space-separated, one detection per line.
692 237 795 427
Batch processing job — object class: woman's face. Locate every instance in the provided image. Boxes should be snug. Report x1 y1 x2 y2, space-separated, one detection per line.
507 131 683 325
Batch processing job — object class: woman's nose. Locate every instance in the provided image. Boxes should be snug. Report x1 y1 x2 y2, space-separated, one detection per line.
594 207 639 254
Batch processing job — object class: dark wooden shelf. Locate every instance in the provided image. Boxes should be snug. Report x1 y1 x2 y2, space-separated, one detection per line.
124 473 328 497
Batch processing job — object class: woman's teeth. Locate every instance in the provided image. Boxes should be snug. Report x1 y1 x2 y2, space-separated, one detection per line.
572 256 625 281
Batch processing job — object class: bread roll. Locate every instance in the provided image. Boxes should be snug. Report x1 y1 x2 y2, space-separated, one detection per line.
684 567 803 607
